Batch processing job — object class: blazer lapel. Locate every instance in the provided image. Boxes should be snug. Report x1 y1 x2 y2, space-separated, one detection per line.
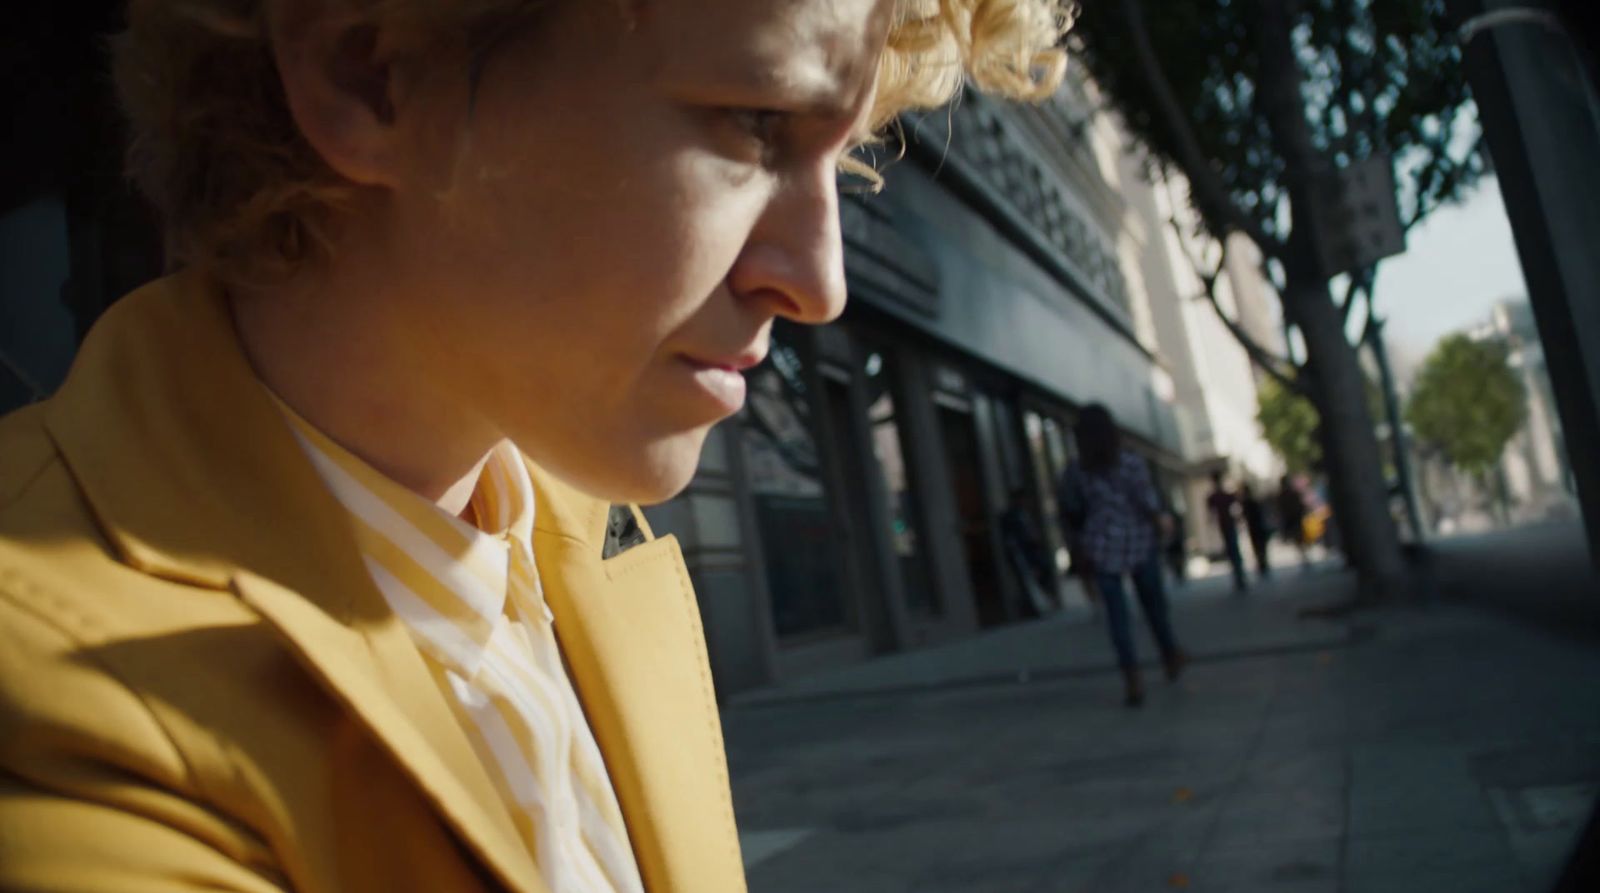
43 271 543 893
234 571 545 893
528 469 748 893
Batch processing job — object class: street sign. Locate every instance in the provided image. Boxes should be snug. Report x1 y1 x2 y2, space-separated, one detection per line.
1307 154 1407 277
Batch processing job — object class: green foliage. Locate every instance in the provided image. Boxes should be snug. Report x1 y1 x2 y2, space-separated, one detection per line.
1070 0 1486 244
1257 377 1322 473
1405 334 1526 476
1256 371 1387 474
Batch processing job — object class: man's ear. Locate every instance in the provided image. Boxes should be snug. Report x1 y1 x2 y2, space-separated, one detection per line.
268 0 409 188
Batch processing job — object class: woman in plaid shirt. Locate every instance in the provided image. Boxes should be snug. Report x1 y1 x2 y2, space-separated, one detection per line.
1059 405 1187 707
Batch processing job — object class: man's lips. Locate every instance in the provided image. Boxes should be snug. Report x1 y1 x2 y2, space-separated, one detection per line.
674 344 766 414
681 348 766 374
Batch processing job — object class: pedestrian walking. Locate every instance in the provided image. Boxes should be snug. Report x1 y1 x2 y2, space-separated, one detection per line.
1311 479 1345 563
1207 470 1250 591
1276 474 1312 569
1059 405 1186 707
1240 482 1273 578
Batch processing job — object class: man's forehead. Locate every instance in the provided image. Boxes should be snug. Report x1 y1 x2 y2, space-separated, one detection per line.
642 0 894 104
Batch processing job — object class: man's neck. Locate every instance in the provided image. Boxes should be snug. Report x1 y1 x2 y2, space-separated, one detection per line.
226 271 500 519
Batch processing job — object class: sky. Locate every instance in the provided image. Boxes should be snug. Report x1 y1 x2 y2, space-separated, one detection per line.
1371 176 1529 367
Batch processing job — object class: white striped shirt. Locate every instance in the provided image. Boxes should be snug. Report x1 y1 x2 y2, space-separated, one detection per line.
278 403 644 893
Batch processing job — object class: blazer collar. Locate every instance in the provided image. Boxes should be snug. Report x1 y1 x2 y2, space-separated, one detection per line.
525 467 748 893
44 271 547 893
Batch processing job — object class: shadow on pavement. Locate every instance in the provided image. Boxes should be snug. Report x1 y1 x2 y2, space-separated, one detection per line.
1422 522 1600 647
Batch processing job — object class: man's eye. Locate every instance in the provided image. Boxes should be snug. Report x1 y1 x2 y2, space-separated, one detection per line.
723 108 788 150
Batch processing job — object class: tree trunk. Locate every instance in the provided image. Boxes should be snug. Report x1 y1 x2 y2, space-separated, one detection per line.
1283 269 1407 594
1258 0 1406 597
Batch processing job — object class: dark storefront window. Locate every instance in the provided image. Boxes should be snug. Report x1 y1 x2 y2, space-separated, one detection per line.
862 348 938 615
935 386 1005 628
1025 409 1073 570
1042 415 1072 478
737 339 856 640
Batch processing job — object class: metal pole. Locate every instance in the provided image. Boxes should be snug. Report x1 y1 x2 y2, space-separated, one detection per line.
1367 318 1426 545
1446 0 1600 568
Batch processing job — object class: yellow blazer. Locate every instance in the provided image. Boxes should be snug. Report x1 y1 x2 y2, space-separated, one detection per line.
0 272 747 893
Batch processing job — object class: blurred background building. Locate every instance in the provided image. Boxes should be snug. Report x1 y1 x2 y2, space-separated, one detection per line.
1479 299 1573 514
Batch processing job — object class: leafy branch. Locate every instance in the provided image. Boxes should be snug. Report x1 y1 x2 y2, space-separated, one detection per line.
1109 0 1286 255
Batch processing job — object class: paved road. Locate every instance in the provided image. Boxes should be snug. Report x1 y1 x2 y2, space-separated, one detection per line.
723 522 1600 893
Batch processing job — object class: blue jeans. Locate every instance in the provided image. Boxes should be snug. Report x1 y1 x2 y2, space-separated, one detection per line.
1095 557 1180 671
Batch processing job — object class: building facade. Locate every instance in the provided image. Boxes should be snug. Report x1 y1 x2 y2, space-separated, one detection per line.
1486 300 1572 513
1471 300 1573 525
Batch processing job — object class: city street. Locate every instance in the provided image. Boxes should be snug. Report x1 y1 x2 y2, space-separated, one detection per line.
4 3 1600 892
724 522 1600 893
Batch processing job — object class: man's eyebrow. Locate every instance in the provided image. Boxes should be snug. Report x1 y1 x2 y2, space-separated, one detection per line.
674 56 862 117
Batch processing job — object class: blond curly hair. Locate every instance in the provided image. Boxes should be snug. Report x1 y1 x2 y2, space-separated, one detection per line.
114 0 1070 282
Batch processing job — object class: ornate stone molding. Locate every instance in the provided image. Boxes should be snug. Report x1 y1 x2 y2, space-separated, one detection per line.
839 191 941 319
915 92 1132 322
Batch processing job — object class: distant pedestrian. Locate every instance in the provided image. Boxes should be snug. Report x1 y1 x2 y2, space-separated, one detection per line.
1059 405 1186 707
1164 508 1189 587
1310 479 1344 562
1275 474 1311 569
1239 482 1273 578
1207 470 1249 591
999 488 1056 617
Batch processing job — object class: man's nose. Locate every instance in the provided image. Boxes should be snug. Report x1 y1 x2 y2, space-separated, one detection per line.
727 165 848 325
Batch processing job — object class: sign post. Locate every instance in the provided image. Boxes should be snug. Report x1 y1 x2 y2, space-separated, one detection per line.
1306 154 1407 278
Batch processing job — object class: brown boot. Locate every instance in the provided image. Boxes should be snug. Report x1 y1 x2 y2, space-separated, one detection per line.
1122 668 1145 708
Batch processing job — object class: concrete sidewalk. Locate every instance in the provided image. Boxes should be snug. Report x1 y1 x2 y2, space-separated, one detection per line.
723 523 1600 893
731 562 1362 708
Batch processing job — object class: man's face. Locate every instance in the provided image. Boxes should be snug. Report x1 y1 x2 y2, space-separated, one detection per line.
378 0 891 504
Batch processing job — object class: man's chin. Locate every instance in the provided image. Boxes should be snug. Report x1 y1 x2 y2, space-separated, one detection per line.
541 429 709 507
625 433 709 505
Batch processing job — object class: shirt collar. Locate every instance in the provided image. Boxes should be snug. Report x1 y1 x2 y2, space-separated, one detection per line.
271 395 541 670
468 441 537 548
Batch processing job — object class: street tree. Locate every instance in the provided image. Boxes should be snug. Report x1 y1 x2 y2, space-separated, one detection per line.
1406 334 1526 480
1071 0 1486 596
1259 369 1387 475
1257 377 1321 475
